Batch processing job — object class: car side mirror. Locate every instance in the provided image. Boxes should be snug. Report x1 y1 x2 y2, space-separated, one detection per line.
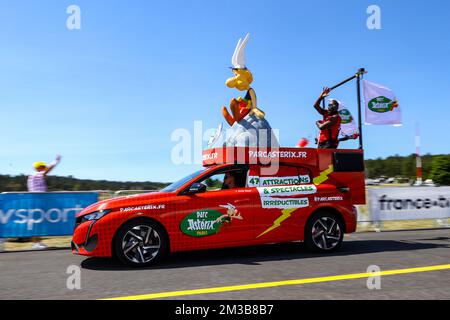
187 183 207 194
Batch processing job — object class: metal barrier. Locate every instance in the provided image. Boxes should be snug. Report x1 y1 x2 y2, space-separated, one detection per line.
113 190 158 197
1 187 449 251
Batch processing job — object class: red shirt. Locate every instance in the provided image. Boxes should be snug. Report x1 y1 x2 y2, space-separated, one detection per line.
318 112 341 144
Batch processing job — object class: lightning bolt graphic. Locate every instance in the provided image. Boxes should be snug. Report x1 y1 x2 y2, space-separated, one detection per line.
257 165 335 238
313 164 334 185
257 208 297 238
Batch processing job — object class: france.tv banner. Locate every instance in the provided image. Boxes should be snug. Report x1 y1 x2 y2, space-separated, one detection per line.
368 187 450 221
0 192 98 237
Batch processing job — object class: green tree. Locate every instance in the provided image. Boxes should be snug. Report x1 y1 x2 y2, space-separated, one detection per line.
430 156 450 185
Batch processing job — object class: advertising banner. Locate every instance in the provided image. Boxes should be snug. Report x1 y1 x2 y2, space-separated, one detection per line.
0 192 98 237
337 101 359 137
368 187 450 221
363 80 401 125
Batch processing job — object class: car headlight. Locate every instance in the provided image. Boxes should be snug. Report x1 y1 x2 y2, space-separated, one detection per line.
80 210 112 223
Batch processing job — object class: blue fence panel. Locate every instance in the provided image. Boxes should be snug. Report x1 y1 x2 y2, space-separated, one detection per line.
0 192 98 237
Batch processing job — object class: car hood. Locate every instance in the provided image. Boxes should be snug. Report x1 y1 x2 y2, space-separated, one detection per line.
76 191 174 218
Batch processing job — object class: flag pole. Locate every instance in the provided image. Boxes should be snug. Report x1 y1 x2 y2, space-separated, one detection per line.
328 68 367 92
323 73 359 118
356 68 366 149
415 123 423 185
330 74 358 91
326 68 367 149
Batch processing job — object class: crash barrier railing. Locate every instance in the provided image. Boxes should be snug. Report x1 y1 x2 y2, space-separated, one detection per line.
1 187 449 239
113 190 158 197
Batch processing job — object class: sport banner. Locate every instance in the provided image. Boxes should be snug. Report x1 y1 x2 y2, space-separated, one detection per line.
0 192 98 237
363 80 401 125
368 187 450 221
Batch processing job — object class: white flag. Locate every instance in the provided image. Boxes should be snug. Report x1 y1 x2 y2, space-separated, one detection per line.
336 101 359 137
363 80 401 125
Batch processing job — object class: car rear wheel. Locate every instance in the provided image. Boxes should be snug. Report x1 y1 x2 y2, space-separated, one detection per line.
304 211 344 253
114 219 168 267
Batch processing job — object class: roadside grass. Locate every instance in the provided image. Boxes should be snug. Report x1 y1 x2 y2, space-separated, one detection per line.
3 236 72 251
356 219 450 232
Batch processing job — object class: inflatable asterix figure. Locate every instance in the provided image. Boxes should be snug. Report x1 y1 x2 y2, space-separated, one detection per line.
221 33 279 148
222 33 265 125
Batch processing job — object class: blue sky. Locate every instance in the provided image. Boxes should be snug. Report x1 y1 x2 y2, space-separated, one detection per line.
1 0 449 182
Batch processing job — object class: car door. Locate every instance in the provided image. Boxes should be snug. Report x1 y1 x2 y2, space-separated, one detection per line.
251 165 315 242
174 165 259 249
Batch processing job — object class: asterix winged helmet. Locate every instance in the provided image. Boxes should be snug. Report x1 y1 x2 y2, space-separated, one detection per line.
231 33 250 70
226 33 253 91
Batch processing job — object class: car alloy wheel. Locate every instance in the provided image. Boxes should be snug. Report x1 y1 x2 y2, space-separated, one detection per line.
311 216 342 250
121 225 162 264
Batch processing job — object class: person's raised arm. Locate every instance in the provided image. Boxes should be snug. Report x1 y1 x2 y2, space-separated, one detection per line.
313 87 330 115
44 155 62 176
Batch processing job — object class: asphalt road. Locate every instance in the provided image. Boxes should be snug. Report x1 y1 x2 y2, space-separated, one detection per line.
1 229 449 300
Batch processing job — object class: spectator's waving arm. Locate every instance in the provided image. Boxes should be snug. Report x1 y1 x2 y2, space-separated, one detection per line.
44 155 62 176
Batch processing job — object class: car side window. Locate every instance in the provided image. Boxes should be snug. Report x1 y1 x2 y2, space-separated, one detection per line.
202 173 226 191
197 168 249 191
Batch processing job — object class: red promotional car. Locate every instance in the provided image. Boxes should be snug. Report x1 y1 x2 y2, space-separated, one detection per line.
72 147 365 267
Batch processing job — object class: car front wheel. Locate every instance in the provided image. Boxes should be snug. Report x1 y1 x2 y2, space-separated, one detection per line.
304 211 344 252
114 219 168 267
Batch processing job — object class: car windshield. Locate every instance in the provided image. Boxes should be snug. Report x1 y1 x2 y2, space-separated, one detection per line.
160 169 206 192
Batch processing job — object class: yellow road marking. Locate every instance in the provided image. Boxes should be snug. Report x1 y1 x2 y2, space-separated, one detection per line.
100 263 450 300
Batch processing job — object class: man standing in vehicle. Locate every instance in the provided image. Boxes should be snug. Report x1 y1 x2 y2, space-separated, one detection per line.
313 87 342 149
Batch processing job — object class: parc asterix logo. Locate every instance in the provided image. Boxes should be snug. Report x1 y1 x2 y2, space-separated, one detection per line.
338 108 354 124
368 96 399 113
179 204 243 237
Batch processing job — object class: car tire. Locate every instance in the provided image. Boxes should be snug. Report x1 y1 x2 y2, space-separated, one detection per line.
114 219 168 267
304 211 344 253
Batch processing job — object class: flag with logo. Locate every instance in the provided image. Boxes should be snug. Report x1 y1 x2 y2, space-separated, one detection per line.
363 80 401 125
336 101 359 138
